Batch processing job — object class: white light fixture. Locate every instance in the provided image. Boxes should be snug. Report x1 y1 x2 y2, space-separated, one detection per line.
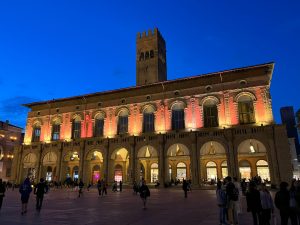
249 140 255 153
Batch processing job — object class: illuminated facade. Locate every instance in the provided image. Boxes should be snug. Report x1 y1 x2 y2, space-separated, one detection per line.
12 28 292 186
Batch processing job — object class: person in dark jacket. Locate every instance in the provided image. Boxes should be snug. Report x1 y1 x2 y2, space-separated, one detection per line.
246 181 262 225
34 178 48 211
78 180 84 197
119 180 122 192
275 182 292 225
19 177 32 215
182 179 188 198
0 179 6 210
140 180 150 209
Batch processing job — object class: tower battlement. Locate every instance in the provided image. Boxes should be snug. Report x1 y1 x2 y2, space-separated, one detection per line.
136 28 165 42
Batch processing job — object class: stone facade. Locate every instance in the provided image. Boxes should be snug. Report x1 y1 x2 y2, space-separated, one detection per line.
11 29 293 186
0 121 23 181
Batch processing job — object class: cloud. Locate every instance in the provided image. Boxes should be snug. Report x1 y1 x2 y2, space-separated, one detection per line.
0 96 40 129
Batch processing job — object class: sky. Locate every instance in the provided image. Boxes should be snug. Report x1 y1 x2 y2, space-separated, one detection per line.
0 0 299 129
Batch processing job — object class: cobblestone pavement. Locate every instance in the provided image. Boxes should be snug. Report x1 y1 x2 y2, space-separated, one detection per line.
0 187 279 225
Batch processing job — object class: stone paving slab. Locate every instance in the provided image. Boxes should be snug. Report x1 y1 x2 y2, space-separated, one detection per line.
0 188 278 225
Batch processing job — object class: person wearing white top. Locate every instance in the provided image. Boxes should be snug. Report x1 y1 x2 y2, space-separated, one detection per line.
260 183 274 225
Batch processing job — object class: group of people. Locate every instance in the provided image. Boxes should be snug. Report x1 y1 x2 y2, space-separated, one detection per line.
216 177 300 225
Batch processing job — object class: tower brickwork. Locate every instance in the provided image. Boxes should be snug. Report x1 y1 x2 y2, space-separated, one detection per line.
136 28 167 86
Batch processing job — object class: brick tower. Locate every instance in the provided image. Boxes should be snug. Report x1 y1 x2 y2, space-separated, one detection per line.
136 28 167 86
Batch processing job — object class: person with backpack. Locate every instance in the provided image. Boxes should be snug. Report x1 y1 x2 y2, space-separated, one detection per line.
34 178 48 211
139 179 150 209
19 177 32 215
225 176 238 225
0 179 6 210
246 181 262 225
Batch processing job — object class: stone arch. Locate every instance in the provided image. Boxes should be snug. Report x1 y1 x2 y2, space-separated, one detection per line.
42 151 57 166
167 143 190 156
137 145 159 183
51 116 62 124
110 147 130 183
234 91 257 102
115 107 130 116
22 152 38 182
199 141 228 181
237 138 269 181
167 143 190 182
199 96 220 106
168 99 187 110
71 113 83 121
32 119 43 127
141 104 157 113
93 110 106 119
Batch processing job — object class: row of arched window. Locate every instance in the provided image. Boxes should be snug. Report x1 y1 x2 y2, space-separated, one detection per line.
31 95 256 142
139 50 154 61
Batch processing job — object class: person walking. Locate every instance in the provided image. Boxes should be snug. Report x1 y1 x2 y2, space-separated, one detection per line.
101 179 107 196
225 176 239 225
0 179 6 210
19 177 32 215
139 180 150 209
34 178 48 211
112 180 117 192
289 180 300 225
246 181 262 225
182 179 188 198
97 180 102 196
259 183 274 225
275 182 293 225
216 180 227 225
78 179 84 197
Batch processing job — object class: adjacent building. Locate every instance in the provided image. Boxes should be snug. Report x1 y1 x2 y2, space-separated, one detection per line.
12 28 293 186
0 120 23 181
280 106 300 155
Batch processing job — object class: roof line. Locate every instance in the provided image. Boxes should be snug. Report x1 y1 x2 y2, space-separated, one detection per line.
23 61 274 107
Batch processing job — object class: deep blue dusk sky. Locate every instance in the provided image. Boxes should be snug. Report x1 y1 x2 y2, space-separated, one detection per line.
0 1 299 129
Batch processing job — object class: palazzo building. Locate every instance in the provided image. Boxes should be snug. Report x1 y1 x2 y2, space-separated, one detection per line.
12 28 292 186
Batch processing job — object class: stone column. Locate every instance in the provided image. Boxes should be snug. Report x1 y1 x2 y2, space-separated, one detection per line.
37 144 44 182
158 134 166 185
56 143 63 181
191 135 199 186
79 141 86 181
129 142 136 184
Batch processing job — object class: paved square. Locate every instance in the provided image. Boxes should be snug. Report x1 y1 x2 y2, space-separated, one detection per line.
0 187 273 225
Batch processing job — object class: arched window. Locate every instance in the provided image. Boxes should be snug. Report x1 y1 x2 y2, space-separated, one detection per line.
51 120 61 141
238 95 255 124
150 50 154 58
221 161 228 178
206 161 217 181
256 160 270 181
172 102 185 130
117 110 128 135
203 99 219 128
32 124 41 142
176 162 186 181
139 52 144 61
72 116 81 139
151 163 159 183
143 106 155 133
239 160 251 180
94 114 104 137
145 51 149 60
